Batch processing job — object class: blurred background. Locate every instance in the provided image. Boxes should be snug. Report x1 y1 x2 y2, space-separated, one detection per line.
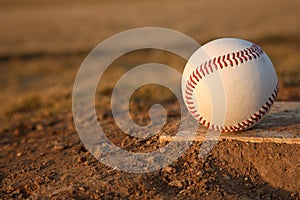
0 0 299 120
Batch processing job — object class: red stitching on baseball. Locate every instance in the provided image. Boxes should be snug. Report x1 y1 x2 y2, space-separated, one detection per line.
189 76 197 86
248 48 256 59
247 119 253 123
240 50 248 62
212 57 218 70
187 81 195 89
185 95 192 100
194 114 200 118
242 122 248 126
226 53 233 66
195 68 202 79
236 51 243 63
222 55 228 67
217 56 223 69
186 101 194 105
232 52 239 65
192 71 199 82
186 86 193 93
184 43 279 132
208 60 214 73
185 86 193 95
244 49 252 60
190 109 198 114
262 105 268 111
199 64 205 77
203 62 209 75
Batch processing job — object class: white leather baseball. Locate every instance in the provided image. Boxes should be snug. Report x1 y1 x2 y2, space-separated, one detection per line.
182 38 278 132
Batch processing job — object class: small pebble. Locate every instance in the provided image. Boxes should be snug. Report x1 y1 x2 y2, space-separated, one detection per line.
169 180 183 188
7 186 14 192
36 124 44 131
78 156 86 163
13 129 20 136
53 142 66 151
163 166 173 173
12 189 21 195
196 171 202 176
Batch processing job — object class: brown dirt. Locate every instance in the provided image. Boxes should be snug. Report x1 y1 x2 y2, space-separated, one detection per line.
1 99 300 199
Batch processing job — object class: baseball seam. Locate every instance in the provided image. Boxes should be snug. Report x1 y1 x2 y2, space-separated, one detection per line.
184 44 279 132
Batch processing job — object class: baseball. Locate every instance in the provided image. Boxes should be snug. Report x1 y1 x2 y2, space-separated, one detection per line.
182 38 278 132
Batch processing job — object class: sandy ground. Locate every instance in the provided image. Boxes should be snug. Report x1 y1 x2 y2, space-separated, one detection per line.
1 101 299 199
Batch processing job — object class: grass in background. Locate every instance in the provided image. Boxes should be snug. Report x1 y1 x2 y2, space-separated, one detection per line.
0 0 299 120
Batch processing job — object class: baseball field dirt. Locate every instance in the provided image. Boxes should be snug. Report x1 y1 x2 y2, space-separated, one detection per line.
0 0 299 199
1 100 299 199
